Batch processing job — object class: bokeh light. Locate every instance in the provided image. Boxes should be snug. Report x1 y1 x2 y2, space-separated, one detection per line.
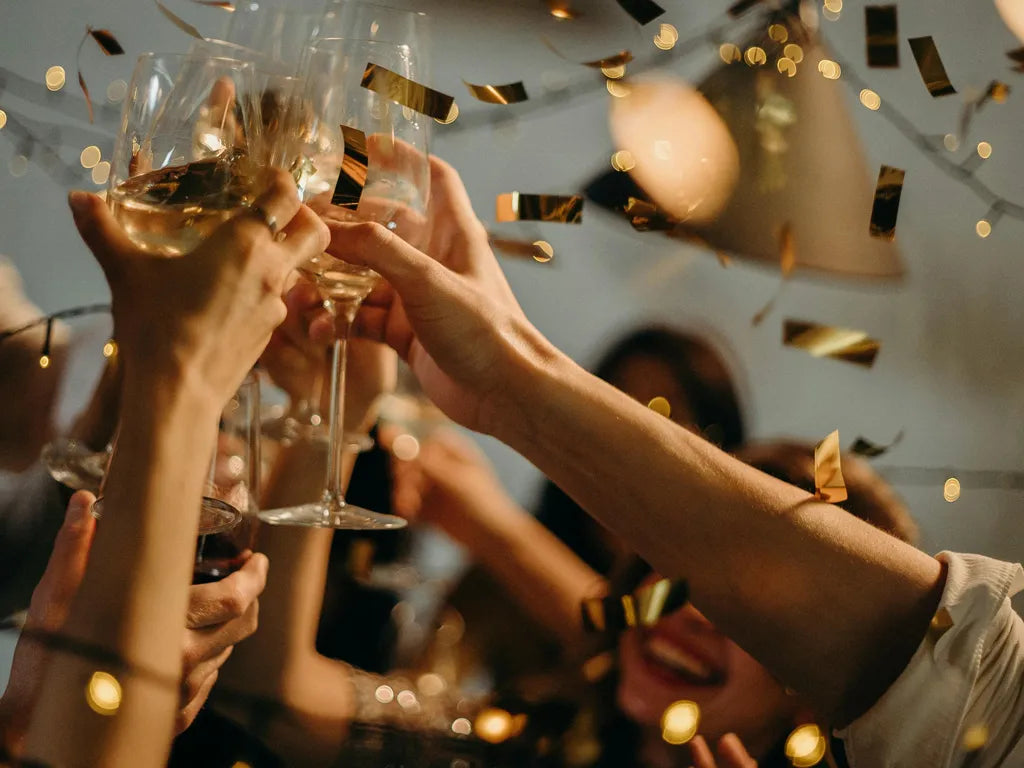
80 146 102 169
475 708 515 744
944 477 961 502
818 59 841 79
611 149 636 172
976 219 992 238
451 717 472 735
374 685 395 703
784 43 805 63
785 723 827 767
45 65 66 91
106 78 128 103
647 396 671 418
977 141 992 159
719 43 742 63
532 240 554 263
85 671 122 716
859 89 881 110
661 700 699 745
745 46 767 66
91 160 111 185
392 433 421 461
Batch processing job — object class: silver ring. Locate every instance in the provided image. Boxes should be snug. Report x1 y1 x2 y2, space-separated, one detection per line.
251 204 279 237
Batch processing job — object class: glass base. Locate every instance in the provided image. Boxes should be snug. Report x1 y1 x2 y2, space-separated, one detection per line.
42 438 111 493
92 495 241 536
259 500 407 530
261 414 374 453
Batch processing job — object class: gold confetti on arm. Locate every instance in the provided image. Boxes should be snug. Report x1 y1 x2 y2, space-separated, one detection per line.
814 430 848 503
581 50 634 69
462 80 528 105
496 192 584 224
615 0 665 25
865 6 899 68
581 579 687 632
361 63 456 122
331 125 369 210
908 36 956 97
783 319 881 367
869 165 905 240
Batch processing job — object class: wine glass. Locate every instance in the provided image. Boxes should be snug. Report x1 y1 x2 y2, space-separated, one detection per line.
106 51 267 534
221 0 333 74
260 32 430 530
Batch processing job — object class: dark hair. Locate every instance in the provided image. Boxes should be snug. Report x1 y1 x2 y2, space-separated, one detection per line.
537 326 747 575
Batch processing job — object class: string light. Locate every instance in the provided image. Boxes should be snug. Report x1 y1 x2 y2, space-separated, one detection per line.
976 219 992 238
661 700 699 745
475 708 515 744
85 671 122 715
859 89 881 110
943 477 961 502
45 65 66 91
102 339 117 358
785 723 827 767
977 141 993 159
374 685 395 703
451 717 472 735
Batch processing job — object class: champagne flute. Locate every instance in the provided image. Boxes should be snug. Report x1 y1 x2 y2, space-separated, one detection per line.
106 51 266 534
260 32 430 530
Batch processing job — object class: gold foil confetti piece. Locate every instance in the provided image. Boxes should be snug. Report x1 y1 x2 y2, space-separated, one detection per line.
582 50 634 69
81 27 129 126
908 36 956 97
489 235 554 263
865 5 899 68
869 165 905 240
751 223 795 326
647 396 671 418
192 0 235 8
849 429 904 458
783 320 881 367
331 124 368 209
624 196 679 231
435 102 459 125
615 0 665 25
1008 47 1024 72
547 2 577 20
155 0 206 40
727 0 766 17
496 192 583 224
716 250 731 267
462 80 528 105
943 477 961 502
927 606 954 643
661 700 700 745
581 579 687 633
815 430 847 503
963 724 989 752
87 28 125 56
361 63 455 122
785 724 828 768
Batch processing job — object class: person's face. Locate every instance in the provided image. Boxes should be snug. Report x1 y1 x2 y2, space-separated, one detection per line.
617 581 800 758
610 355 694 428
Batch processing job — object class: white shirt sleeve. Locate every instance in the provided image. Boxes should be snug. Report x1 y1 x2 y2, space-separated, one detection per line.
837 551 1024 768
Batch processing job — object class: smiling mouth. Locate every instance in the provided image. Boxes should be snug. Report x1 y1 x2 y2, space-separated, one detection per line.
641 634 724 686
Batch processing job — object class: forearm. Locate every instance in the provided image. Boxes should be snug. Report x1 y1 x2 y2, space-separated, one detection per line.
24 373 220 767
457 497 604 646
493 349 944 721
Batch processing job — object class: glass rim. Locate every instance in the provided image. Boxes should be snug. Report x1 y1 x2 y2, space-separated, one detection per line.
325 1 428 18
133 51 258 70
307 36 413 52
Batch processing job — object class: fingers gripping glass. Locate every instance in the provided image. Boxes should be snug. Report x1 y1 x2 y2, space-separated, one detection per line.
260 29 430 531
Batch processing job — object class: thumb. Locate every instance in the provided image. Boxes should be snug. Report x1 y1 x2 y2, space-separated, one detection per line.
68 191 138 282
324 220 450 308
27 491 97 630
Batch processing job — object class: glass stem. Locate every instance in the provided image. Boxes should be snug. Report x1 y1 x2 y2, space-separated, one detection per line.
321 297 360 518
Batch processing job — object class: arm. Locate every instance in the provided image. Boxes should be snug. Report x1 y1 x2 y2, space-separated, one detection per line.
22 173 327 767
386 427 604 645
337 156 944 724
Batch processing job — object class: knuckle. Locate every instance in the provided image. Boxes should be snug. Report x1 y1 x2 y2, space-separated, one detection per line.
265 167 295 197
220 585 248 617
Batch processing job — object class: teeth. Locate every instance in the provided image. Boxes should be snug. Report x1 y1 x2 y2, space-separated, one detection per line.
645 636 715 682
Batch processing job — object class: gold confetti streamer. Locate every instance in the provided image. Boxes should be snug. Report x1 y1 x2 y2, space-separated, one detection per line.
908 36 956 97
814 430 848 503
331 125 368 210
155 0 206 40
783 320 881 368
489 235 555 263
361 63 456 122
496 192 583 224
582 50 634 69
615 0 665 25
1007 47 1024 72
751 222 795 326
865 5 899 68
869 165 905 240
849 429 904 458
74 26 126 123
462 80 528 105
